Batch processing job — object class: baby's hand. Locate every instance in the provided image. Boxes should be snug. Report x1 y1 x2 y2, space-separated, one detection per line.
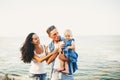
67 46 71 49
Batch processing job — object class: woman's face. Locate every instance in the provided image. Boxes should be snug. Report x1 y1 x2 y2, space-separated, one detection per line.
32 34 40 45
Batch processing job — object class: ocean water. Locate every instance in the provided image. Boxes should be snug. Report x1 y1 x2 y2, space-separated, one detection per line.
0 35 120 80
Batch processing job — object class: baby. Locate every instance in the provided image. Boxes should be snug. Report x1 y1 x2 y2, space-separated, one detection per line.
58 29 77 74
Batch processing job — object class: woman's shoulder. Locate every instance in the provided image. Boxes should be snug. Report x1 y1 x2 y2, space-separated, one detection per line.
41 44 48 54
42 44 48 47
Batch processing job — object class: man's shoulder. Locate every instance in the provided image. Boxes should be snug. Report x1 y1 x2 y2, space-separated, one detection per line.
60 36 64 41
48 41 53 46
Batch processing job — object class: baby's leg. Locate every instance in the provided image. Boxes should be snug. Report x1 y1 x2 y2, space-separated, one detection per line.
62 61 69 74
58 59 65 72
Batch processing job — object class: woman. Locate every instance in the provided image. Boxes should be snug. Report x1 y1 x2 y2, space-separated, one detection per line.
20 32 53 80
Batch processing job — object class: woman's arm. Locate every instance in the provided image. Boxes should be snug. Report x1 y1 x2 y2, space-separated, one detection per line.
46 48 59 64
33 53 52 62
33 45 52 62
33 48 59 63
34 54 52 62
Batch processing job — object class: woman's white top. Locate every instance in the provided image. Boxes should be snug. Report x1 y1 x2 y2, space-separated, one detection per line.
29 45 47 74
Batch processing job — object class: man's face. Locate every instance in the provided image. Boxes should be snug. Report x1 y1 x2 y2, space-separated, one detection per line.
49 29 60 42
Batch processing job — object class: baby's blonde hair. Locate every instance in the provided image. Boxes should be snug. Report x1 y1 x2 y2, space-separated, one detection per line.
64 29 73 37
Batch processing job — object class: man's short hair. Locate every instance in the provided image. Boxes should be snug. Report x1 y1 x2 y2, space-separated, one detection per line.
46 25 56 35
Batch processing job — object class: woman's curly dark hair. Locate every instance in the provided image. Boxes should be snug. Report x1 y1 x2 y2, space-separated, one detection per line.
20 33 35 63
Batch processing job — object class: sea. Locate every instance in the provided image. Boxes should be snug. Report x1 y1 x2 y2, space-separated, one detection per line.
0 35 120 80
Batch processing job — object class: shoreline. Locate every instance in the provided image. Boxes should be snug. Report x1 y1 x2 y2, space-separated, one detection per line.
0 74 53 80
0 74 79 80
0 74 24 80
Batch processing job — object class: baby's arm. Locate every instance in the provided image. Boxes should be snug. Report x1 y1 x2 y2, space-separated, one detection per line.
67 41 75 50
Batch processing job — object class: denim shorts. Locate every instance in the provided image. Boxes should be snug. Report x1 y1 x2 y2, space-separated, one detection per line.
29 73 47 80
61 73 74 80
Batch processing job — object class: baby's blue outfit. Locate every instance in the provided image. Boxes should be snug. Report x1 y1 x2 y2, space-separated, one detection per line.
62 38 78 74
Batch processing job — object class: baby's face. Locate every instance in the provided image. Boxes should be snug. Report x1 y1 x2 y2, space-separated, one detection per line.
64 35 71 40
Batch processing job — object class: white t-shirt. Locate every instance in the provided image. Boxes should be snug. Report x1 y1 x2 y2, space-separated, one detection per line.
53 43 60 69
29 45 47 74
48 42 60 70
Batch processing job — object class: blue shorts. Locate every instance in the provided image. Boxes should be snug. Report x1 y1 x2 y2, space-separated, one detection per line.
61 73 74 80
29 73 47 80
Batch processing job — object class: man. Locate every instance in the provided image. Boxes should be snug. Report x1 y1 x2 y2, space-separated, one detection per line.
46 25 74 80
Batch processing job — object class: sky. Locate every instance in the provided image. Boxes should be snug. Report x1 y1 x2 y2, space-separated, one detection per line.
0 0 120 37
